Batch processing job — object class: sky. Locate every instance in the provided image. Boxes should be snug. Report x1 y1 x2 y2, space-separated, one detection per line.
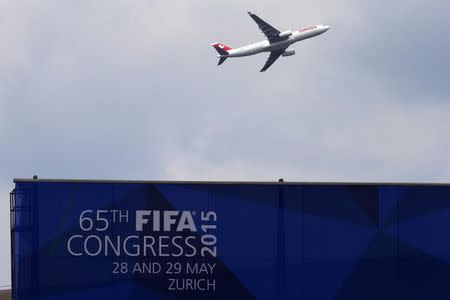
1 0 450 286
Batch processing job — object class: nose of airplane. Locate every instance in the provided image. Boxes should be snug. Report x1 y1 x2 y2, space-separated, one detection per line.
323 25 330 31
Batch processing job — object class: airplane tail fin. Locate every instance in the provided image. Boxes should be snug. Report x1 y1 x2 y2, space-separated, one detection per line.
211 43 232 66
211 42 232 56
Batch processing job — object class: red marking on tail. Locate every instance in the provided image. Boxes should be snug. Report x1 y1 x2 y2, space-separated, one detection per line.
211 43 232 52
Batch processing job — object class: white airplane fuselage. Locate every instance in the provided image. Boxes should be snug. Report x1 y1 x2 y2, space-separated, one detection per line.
225 25 330 58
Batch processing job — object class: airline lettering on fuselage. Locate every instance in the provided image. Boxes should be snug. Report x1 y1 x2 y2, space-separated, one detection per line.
300 25 318 32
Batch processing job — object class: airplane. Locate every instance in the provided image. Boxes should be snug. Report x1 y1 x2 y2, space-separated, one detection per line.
211 12 330 72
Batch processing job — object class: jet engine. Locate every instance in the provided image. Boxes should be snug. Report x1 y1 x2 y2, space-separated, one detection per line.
278 30 293 38
282 49 296 57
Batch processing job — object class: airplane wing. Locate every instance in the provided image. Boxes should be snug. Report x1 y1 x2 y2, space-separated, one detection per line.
260 48 286 72
248 12 282 43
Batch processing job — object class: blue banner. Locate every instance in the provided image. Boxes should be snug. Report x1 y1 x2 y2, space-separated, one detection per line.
11 181 450 299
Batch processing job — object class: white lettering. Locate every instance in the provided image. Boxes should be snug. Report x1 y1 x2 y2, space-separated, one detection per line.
164 211 179 231
67 235 82 256
136 211 152 231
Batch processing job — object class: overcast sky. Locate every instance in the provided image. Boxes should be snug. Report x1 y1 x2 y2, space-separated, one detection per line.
1 0 450 286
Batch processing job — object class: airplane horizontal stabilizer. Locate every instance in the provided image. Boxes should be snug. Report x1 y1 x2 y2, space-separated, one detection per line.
218 57 227 66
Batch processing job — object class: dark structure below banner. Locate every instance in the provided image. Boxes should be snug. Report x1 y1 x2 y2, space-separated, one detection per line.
10 179 450 300
0 289 11 300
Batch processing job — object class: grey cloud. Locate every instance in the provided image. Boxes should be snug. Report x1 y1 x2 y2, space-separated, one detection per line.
348 1 450 100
